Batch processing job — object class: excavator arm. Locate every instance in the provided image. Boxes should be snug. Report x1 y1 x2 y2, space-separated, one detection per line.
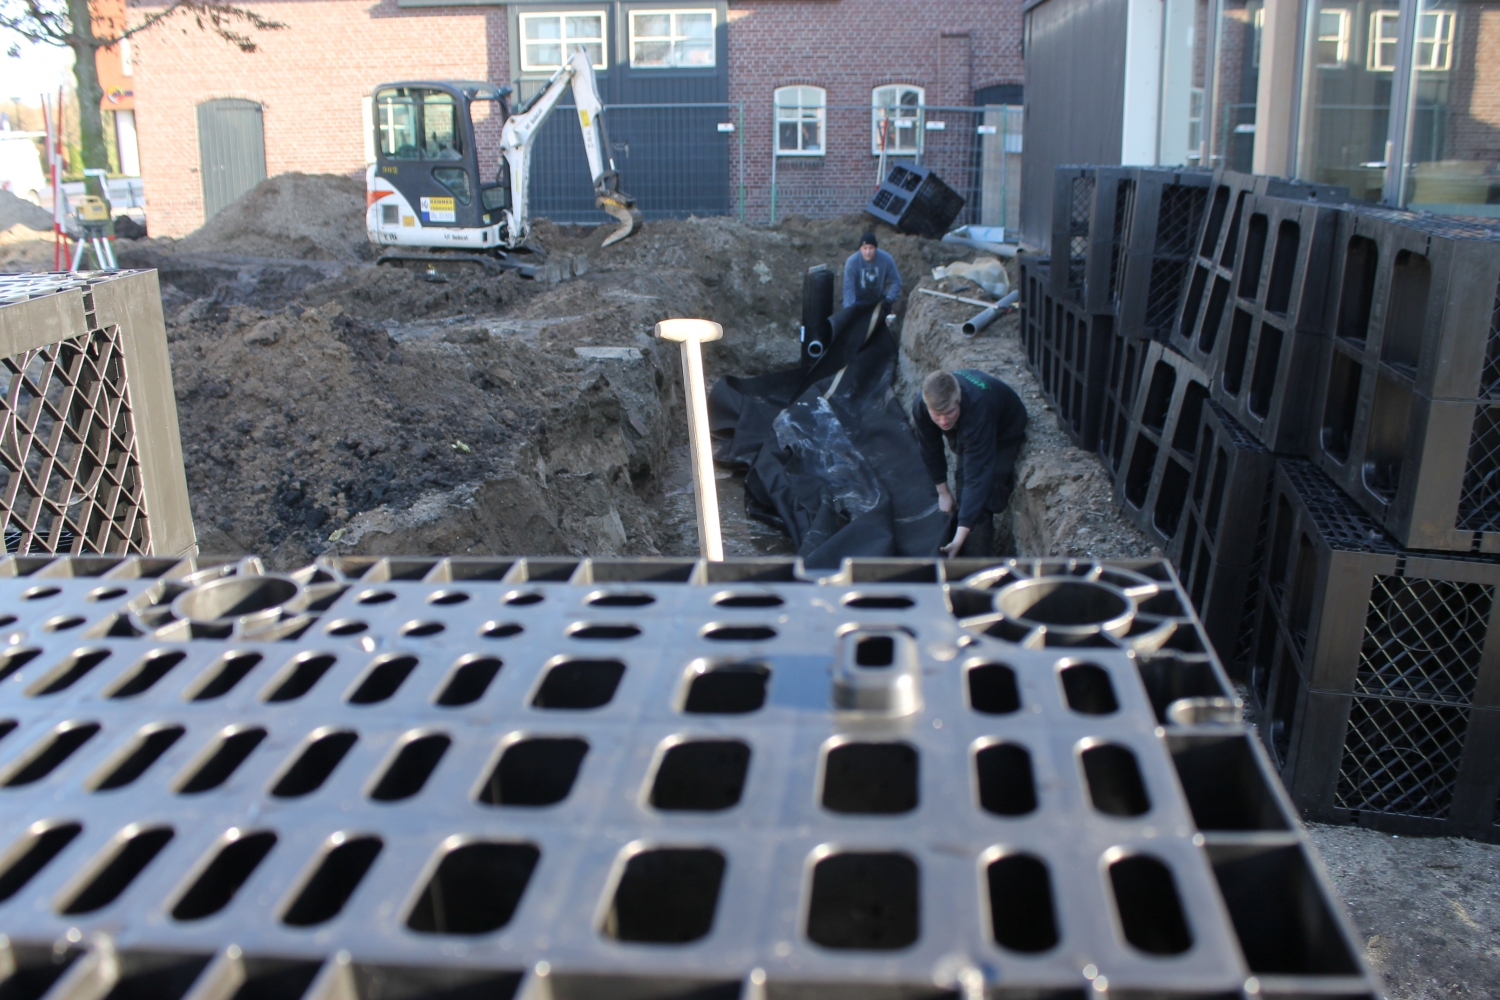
498 47 642 248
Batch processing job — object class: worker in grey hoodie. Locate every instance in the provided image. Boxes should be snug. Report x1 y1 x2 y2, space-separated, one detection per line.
842 231 902 310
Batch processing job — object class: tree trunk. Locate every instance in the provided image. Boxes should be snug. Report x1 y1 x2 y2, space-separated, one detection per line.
67 0 108 173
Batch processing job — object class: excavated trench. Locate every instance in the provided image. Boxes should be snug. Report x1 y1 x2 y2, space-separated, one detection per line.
76 173 1148 566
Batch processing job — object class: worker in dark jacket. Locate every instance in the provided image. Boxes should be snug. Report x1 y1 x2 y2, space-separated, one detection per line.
913 369 1028 557
843 231 902 309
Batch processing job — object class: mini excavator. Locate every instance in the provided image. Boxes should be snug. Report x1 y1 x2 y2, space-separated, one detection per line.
366 46 641 276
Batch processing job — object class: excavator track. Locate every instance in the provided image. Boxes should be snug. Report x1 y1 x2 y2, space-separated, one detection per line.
375 250 538 280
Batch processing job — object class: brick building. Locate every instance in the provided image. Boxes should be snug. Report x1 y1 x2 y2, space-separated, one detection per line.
127 0 1022 236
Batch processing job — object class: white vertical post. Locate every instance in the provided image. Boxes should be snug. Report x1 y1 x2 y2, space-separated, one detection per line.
656 319 725 561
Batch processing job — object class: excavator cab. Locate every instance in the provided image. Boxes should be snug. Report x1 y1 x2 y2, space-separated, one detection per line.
367 53 640 266
368 81 512 248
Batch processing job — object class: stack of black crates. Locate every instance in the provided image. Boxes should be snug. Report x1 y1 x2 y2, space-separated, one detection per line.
1020 166 1500 841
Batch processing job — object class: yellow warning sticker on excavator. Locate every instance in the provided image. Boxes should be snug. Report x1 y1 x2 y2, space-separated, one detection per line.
579 110 591 127
420 196 456 222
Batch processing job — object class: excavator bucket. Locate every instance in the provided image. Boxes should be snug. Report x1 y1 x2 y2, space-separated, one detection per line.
597 192 643 247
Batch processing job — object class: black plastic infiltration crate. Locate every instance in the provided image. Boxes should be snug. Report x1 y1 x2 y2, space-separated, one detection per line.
1169 402 1278 675
1204 194 1345 454
1113 342 1212 550
1021 255 1115 451
1247 460 1500 840
866 163 966 238
1098 319 1150 472
1307 207 1500 553
0 553 1380 999
1116 169 1213 342
1171 170 1349 374
1050 165 1137 314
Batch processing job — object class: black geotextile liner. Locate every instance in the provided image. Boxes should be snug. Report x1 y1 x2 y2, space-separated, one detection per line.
708 302 948 567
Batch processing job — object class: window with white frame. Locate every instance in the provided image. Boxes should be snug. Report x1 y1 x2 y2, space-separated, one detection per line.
1187 88 1204 163
871 85 924 155
1368 10 1401 69
519 11 606 73
1317 8 1349 66
1415 9 1455 70
775 86 825 156
630 9 715 68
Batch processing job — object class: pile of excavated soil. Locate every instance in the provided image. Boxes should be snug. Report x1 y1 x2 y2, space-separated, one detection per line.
110 173 967 568
168 172 375 262
898 267 1154 559
0 188 54 232
0 224 59 270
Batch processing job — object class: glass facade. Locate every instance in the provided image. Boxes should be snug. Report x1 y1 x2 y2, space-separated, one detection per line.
1203 0 1500 215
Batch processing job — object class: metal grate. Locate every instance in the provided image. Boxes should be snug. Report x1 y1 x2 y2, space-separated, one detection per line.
1485 277 1500 399
1067 175 1095 297
1458 405 1500 532
0 325 147 555
1108 179 1135 304
1153 184 1209 259
1335 696 1467 818
1356 575 1492 704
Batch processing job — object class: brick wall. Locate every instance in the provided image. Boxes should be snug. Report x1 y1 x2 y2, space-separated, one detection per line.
129 0 506 235
727 0 1025 221
130 0 1025 236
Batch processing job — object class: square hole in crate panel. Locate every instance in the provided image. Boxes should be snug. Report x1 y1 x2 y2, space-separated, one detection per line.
650 740 751 811
479 736 589 806
336 964 524 1000
682 660 770 714
1060 662 1118 715
281 835 384 927
0 820 82 903
434 655 502 707
2 720 100 787
1136 654 1228 724
90 724 184 791
1107 854 1193 955
407 841 540 935
1337 235 1379 344
532 659 625 709
806 851 920 950
967 662 1021 714
369 733 451 802
171 830 277 921
86 950 214 1000
603 847 727 943
0 941 81 998
1081 743 1150 817
1357 575 1491 703
974 742 1037 816
104 649 187 698
986 853 1058 953
208 956 325 1000
261 653 337 702
1168 735 1289 831
177 727 266 794
270 730 358 798
185 651 263 701
821 742 918 814
1207 843 1359 974
60 825 175 914
1335 697 1466 818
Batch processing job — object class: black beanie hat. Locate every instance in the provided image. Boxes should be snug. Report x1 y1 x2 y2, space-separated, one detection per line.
860 231 878 248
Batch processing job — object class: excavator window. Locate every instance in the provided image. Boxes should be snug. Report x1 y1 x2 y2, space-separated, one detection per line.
375 90 420 160
422 93 463 160
433 168 473 206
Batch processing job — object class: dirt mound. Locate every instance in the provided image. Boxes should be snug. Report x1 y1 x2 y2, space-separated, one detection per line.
173 172 373 261
0 224 58 270
0 189 53 232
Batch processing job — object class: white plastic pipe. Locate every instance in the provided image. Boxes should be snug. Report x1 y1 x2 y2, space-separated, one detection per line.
656 319 725 561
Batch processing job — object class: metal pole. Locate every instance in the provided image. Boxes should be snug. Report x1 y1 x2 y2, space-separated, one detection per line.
737 101 745 223
656 319 724 561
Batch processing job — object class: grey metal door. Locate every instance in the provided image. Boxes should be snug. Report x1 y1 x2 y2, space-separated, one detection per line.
197 99 266 219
